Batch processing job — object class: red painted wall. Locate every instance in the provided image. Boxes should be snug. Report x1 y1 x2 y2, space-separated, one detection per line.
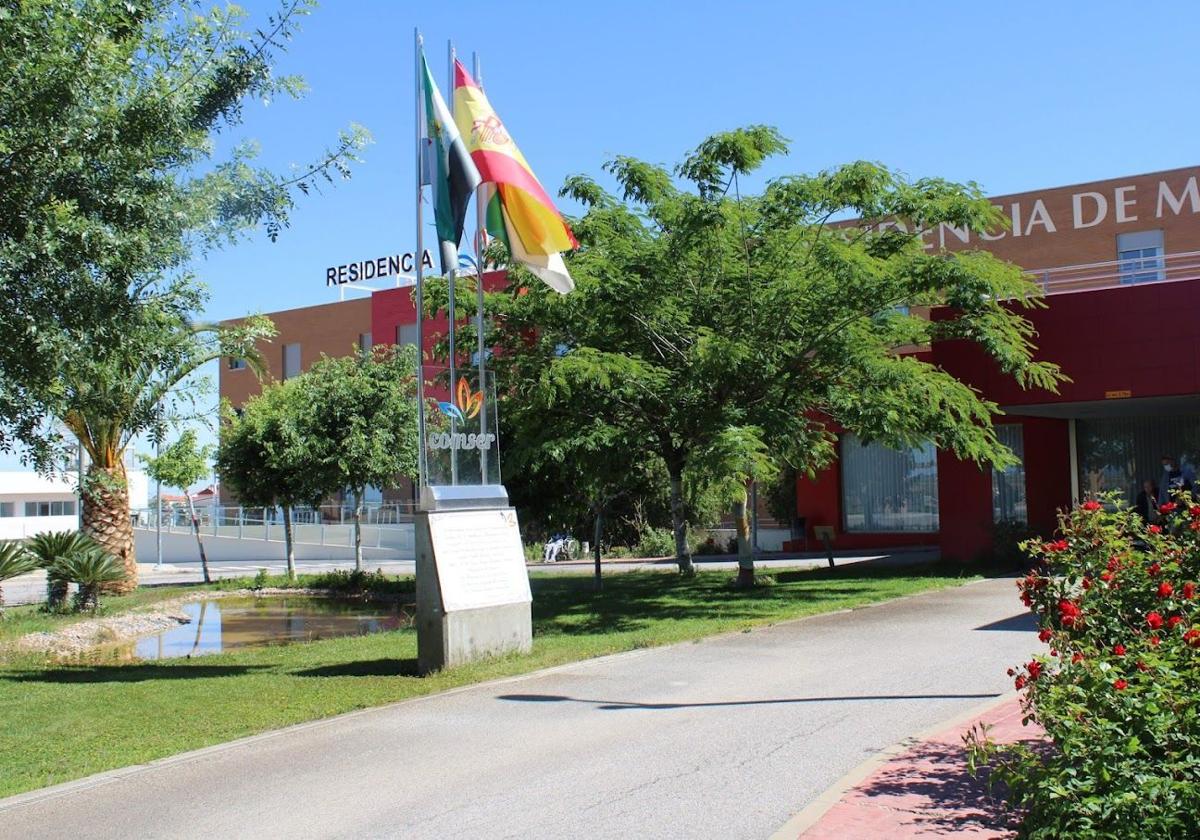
370 270 509 398
933 280 1200 406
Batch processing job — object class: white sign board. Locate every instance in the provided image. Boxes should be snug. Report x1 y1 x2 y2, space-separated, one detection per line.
427 508 532 612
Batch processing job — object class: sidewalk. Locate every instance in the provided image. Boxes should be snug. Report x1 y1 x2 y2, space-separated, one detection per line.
792 696 1042 838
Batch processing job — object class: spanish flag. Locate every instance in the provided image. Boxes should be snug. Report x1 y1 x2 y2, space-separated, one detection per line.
420 50 480 276
453 60 577 294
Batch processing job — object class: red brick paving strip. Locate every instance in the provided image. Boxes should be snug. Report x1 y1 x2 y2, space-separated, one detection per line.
797 698 1043 838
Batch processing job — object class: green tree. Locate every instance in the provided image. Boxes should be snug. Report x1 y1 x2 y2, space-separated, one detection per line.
489 127 1065 576
0 0 368 591
299 346 421 571
215 380 323 579
140 429 215 583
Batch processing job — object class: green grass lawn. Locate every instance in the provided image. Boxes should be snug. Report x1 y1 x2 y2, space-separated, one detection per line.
0 564 975 798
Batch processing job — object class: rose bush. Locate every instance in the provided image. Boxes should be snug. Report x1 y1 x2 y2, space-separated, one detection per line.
968 493 1200 838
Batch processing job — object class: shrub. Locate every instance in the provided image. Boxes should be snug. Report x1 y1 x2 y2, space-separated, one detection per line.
52 547 125 613
967 494 1200 837
26 531 102 611
635 527 675 559
0 541 37 618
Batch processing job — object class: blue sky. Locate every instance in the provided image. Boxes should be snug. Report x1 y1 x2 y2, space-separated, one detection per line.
8 0 1200 478
198 0 1200 324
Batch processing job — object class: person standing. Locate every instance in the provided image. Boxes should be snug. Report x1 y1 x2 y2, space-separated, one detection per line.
1136 479 1159 522
1158 455 1194 505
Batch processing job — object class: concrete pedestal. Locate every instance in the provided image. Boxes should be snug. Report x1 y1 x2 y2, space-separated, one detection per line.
414 489 532 674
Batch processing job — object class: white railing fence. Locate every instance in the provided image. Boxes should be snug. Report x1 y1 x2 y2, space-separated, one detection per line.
132 503 416 550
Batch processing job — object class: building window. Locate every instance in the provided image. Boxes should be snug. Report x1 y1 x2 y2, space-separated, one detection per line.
1117 230 1164 284
23 500 75 517
396 323 418 348
841 434 939 533
0 502 12 517
227 357 247 370
1077 416 1200 507
992 425 1027 524
359 332 373 351
282 343 301 380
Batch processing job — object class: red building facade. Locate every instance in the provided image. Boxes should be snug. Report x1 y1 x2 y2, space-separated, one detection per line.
789 166 1200 560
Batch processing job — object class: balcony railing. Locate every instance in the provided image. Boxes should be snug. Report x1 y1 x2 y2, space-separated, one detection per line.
1028 250 1200 297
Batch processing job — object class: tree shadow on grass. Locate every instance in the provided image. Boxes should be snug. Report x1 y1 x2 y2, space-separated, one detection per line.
530 563 965 637
1 664 272 684
294 658 419 678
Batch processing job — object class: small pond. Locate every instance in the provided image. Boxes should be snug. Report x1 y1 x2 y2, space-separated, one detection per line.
126 597 412 661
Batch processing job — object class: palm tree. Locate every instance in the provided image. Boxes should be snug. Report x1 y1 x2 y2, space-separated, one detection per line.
58 302 273 594
27 530 101 610
0 542 38 618
53 547 126 614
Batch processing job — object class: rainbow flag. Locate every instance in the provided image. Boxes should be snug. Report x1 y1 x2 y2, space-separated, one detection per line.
453 60 577 293
420 50 480 275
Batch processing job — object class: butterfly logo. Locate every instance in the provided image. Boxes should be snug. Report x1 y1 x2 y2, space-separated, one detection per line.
437 376 483 424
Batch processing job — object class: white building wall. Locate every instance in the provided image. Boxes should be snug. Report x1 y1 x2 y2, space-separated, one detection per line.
0 469 150 541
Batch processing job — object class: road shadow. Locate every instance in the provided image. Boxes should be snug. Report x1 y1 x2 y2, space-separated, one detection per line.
975 613 1037 632
496 692 1000 711
1 664 271 684
294 658 419 678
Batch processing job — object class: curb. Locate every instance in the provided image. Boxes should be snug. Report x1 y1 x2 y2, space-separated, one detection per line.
768 691 1020 839
0 573 996 814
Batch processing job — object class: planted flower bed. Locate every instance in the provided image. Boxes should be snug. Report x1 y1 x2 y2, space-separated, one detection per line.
969 496 1200 838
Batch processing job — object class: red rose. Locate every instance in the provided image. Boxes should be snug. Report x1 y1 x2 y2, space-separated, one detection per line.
1046 539 1069 553
1169 616 1184 629
1147 611 1164 629
1081 577 1092 590
1038 628 1053 643
1158 581 1175 598
1107 556 1121 571
1190 505 1200 517
1149 525 1163 534
1184 582 1196 600
1081 500 1102 512
1113 679 1129 690
1137 661 1150 672
1027 660 1043 680
1148 563 1162 577
1184 629 1200 648
1149 636 1161 647
1100 571 1114 583
1058 599 1083 628
1113 644 1127 657
1014 675 1027 690
1071 652 1084 663
1160 502 1178 514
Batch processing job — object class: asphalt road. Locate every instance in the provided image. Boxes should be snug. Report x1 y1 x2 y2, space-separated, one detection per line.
0 575 1035 840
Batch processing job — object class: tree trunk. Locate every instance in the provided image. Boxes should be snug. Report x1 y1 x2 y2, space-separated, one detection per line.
46 573 69 611
186 494 211 584
353 498 363 572
668 470 695 576
592 507 604 591
734 490 754 588
282 504 296 579
82 462 136 594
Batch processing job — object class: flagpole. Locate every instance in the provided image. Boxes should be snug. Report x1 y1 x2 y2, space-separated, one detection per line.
413 28 428 492
446 39 459 486
473 51 489 485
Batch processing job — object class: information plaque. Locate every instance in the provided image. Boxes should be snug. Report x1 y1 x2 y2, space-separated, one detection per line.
426 508 532 612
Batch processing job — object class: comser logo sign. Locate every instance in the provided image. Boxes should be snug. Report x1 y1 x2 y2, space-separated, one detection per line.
437 377 483 424
429 377 495 452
